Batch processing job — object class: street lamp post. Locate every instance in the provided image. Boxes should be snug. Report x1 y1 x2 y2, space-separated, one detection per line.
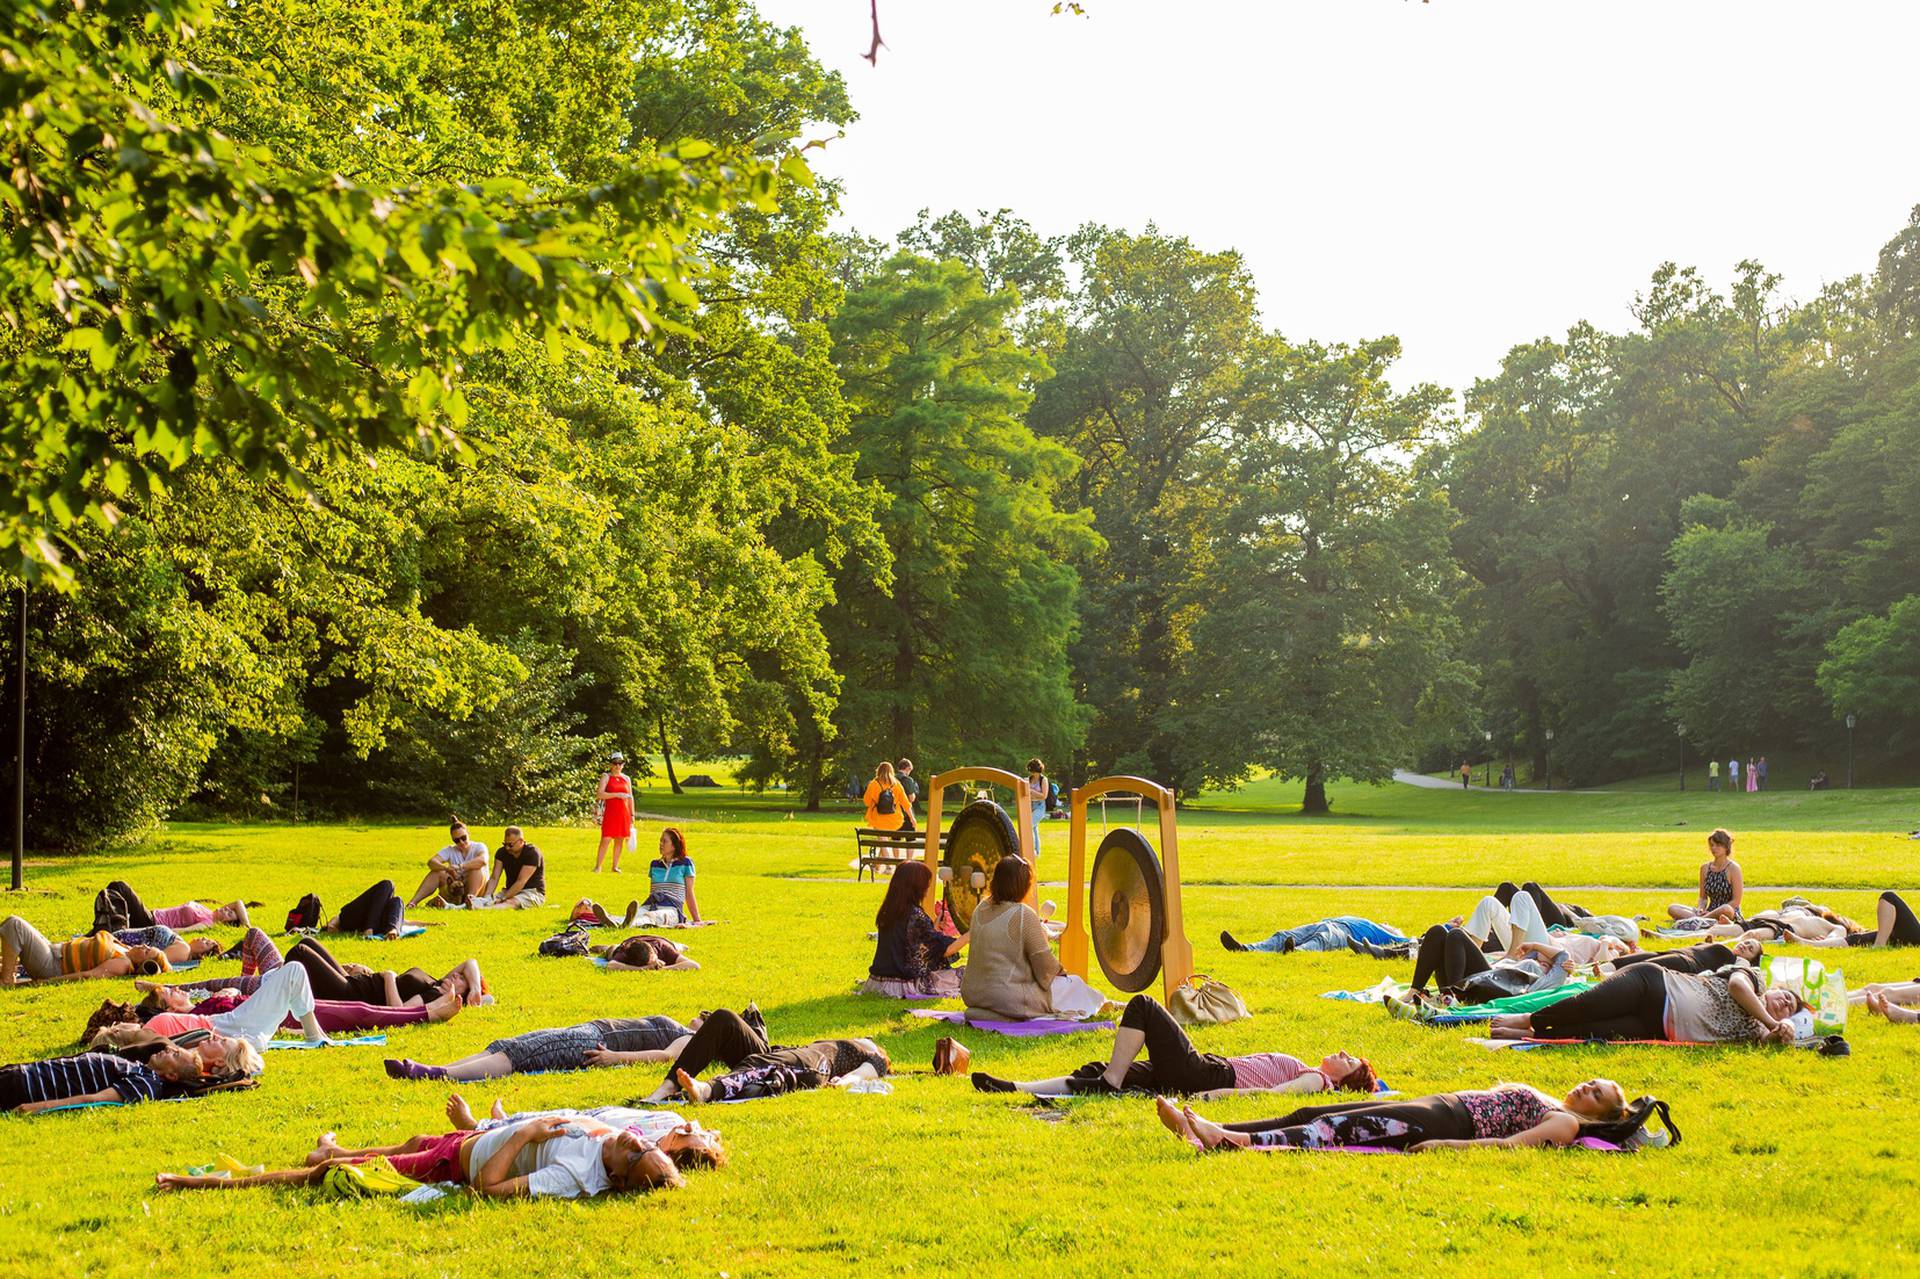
1543 728 1554 792
1484 730 1493 788
1678 723 1687 792
1846 713 1856 790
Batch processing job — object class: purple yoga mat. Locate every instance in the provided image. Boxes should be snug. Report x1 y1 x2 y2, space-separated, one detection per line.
908 1009 1113 1037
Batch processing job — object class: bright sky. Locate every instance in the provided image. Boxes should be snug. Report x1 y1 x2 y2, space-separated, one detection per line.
754 0 1919 395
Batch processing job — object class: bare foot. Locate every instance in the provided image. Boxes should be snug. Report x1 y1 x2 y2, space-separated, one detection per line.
674 1068 707 1103
305 1132 343 1166
1154 1096 1191 1140
1180 1105 1233 1152
491 1098 507 1120
445 1094 476 1130
155 1173 187 1192
426 992 462 1024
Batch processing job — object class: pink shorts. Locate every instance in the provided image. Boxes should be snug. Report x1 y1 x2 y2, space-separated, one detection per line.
384 1131 471 1184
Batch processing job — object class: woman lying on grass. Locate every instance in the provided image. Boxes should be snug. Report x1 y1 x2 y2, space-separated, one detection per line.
321 879 433 939
2 1033 262 1114
156 1113 683 1199
1794 891 1920 948
863 860 967 998
146 928 486 1011
1858 983 1919 1024
1157 1078 1629 1152
383 1014 701 1081
638 1008 889 1105
1693 905 1857 944
441 1093 726 1169
1408 925 1629 1001
0 917 218 986
91 881 250 933
1487 960 1805 1044
91 962 463 1051
1609 938 1763 975
971 994 1375 1098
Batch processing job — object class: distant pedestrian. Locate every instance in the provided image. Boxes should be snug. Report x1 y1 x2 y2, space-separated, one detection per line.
1708 759 1720 792
1746 757 1758 794
1728 757 1740 794
1758 756 1769 791
1026 758 1048 854
896 758 920 833
1460 761 1471 790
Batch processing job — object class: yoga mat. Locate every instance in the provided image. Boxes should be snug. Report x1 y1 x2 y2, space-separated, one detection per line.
264 1033 388 1050
1644 926 1715 939
909 1009 1113 1036
1465 1036 1721 1050
1321 978 1409 1003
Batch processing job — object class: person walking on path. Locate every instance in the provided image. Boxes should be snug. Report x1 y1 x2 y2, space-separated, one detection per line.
1728 757 1740 794
1459 761 1471 790
895 758 920 833
594 753 634 874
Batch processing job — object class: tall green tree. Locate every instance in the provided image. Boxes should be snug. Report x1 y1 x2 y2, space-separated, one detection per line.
1177 337 1466 813
823 251 1094 787
1028 225 1264 793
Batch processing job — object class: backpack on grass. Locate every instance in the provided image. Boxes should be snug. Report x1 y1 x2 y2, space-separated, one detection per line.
284 893 325 932
538 922 592 958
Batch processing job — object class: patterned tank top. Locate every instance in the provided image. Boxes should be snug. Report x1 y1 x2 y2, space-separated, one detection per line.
1703 864 1734 910
1456 1086 1557 1139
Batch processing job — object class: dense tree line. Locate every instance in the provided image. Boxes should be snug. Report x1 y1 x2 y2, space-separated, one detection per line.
4 3 1915 845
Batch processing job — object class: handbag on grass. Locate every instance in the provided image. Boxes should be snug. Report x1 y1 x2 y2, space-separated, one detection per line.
1170 974 1249 1025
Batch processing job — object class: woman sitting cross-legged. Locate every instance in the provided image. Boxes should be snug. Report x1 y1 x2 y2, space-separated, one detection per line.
960 856 1067 1021
594 934 700 971
861 860 967 998
382 1014 700 1081
636 1008 888 1105
1666 829 1744 922
1158 1078 1629 1153
971 993 1375 1098
156 1114 683 1199
1487 960 1804 1044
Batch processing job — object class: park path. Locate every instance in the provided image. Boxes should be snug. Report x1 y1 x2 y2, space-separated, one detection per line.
1392 768 1594 794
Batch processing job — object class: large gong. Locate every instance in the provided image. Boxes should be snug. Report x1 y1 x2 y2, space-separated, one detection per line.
943 798 1019 932
1090 827 1166 992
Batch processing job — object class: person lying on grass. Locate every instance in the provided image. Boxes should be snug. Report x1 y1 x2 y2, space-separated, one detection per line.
155 1113 682 1199
970 993 1375 1098
139 928 485 1011
1 917 216 986
1219 915 1409 955
1792 891 1920 949
1691 906 1858 944
1860 985 1919 1024
321 879 434 938
1407 926 1629 1003
440 1093 726 1169
635 1008 887 1105
1608 938 1764 976
383 1014 703 1081
88 972 463 1049
1487 960 1806 1044
91 881 250 933
592 934 700 971
2 1034 262 1114
1156 1078 1629 1153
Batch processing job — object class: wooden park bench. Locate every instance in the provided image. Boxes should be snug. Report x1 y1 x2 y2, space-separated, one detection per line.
854 827 948 881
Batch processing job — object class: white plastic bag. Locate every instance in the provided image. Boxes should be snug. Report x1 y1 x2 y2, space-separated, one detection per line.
1049 973 1108 1020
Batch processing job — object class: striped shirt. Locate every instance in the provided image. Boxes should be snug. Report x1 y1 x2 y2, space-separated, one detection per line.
58 931 129 976
3 1053 174 1106
647 858 695 906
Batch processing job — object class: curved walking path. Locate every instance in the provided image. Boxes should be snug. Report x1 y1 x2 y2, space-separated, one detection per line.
1393 768 1597 794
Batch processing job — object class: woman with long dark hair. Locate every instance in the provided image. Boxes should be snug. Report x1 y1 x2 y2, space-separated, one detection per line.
861 861 967 998
639 827 700 925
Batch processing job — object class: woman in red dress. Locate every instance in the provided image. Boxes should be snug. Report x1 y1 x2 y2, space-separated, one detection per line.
594 753 634 873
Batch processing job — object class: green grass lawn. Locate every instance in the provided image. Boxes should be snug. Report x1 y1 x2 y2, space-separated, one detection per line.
3 781 1919 1276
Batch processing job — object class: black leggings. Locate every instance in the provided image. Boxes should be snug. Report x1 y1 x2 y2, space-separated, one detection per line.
1879 892 1920 946
98 881 157 930
336 880 404 935
1529 963 1667 1040
286 936 440 1006
1411 926 1493 991
1223 1094 1473 1149
1494 881 1583 929
1100 995 1236 1094
1611 943 1736 976
664 1009 768 1082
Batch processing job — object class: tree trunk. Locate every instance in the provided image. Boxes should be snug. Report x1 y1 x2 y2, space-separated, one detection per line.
803 734 825 812
1301 762 1330 815
657 717 682 795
